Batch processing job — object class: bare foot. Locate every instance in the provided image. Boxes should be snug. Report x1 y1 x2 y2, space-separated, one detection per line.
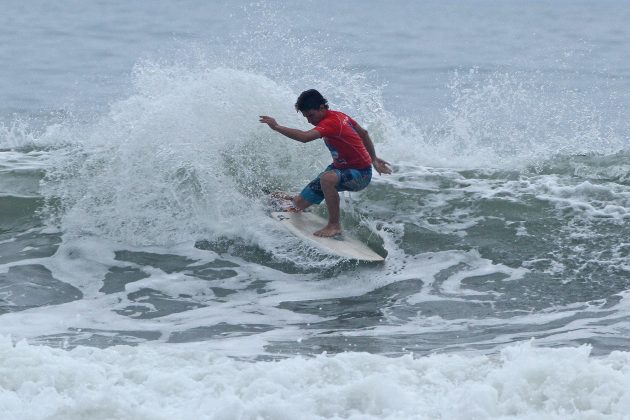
314 224 342 237
268 191 297 212
270 191 294 201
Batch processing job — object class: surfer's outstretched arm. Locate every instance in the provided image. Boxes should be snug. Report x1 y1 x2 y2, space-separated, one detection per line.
259 116 320 143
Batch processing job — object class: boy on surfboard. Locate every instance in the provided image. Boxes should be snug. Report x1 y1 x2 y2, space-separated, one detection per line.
259 89 392 237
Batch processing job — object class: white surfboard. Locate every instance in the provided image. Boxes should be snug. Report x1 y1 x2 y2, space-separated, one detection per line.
271 211 385 262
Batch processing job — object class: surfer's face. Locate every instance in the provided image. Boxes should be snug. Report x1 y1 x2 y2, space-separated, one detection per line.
301 106 327 125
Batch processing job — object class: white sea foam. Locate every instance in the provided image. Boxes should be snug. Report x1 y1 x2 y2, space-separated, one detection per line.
1 233 549 355
0 338 629 420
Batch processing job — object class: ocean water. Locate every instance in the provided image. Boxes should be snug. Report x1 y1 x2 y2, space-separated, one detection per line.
2 1 630 418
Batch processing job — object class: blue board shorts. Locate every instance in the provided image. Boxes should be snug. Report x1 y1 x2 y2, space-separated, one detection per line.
299 165 372 205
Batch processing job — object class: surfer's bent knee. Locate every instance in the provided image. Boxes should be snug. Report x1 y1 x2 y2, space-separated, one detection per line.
320 171 339 187
298 166 372 206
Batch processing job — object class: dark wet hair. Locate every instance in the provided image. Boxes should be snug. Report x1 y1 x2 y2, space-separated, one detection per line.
295 89 329 112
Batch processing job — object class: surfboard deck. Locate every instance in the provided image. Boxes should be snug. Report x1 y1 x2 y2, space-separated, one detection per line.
271 211 385 262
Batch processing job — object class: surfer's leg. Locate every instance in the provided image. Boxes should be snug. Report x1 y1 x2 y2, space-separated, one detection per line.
296 167 342 236
292 195 313 211
311 166 372 237
297 171 326 209
314 170 342 237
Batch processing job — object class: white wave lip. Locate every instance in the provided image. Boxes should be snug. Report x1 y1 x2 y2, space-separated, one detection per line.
1 339 629 420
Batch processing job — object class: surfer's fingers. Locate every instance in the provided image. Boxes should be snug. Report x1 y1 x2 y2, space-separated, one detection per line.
377 159 393 174
373 160 392 175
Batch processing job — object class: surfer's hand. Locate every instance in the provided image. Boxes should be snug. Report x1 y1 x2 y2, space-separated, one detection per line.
259 116 279 130
373 157 392 175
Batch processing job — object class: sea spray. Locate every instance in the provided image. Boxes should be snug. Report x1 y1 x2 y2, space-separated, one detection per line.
40 67 315 246
419 67 626 169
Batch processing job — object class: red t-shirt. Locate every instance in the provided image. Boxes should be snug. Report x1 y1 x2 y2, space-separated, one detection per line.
314 110 372 169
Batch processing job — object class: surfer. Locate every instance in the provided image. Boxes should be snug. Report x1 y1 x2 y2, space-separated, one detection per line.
259 89 392 237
